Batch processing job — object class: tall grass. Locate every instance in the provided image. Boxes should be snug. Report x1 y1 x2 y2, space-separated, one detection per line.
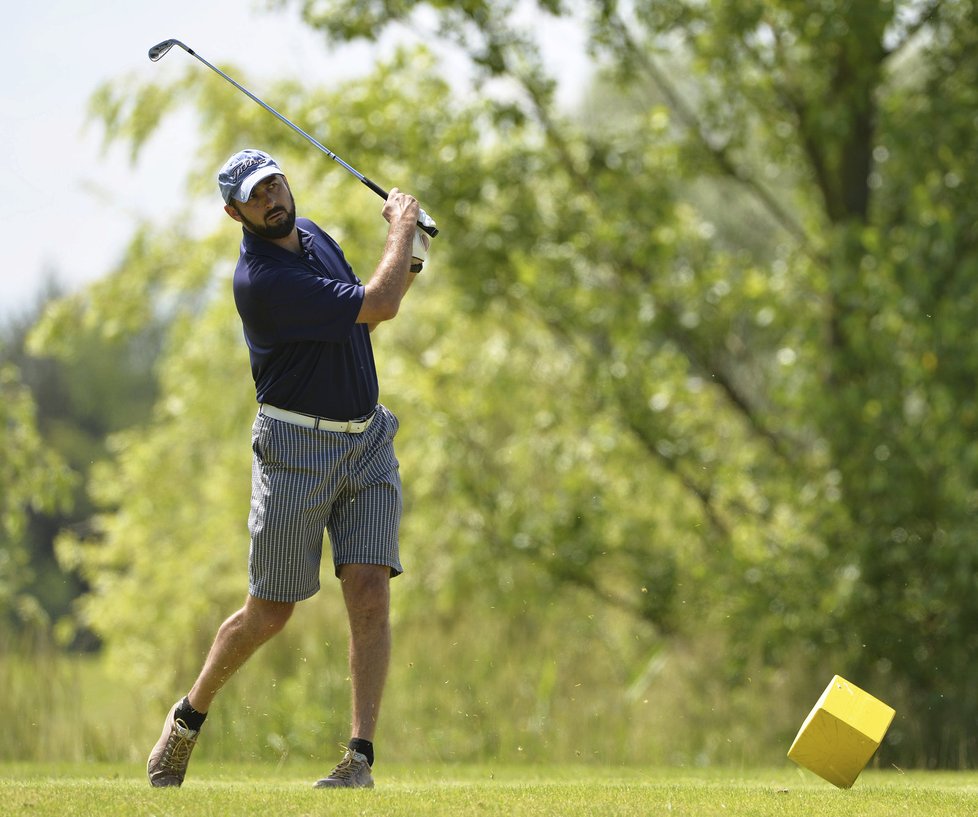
2 591 817 768
1 637 137 762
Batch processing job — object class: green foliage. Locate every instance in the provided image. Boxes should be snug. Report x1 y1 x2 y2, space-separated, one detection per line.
0 364 77 631
54 293 255 692
1 281 162 642
328 0 978 768
21 0 978 769
0 366 70 540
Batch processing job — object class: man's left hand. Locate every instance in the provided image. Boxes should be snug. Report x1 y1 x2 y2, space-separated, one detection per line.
412 228 431 263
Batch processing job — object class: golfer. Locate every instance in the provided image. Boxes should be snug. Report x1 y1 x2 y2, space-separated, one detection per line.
147 148 430 789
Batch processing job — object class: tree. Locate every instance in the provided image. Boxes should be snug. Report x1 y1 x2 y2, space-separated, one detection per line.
32 0 978 766
0 362 76 635
275 0 978 766
1 281 161 645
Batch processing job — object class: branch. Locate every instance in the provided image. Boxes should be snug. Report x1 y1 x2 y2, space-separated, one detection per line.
884 0 944 61
601 11 821 262
544 564 660 629
493 281 724 525
632 278 798 466
623 412 731 542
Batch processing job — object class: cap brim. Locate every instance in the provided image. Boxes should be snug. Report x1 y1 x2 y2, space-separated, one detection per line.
234 166 283 203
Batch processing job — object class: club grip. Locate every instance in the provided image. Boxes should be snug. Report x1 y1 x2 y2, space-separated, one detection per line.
418 211 439 238
361 175 439 237
361 176 389 200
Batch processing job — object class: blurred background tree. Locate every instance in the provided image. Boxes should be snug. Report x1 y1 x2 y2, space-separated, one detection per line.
8 0 977 767
1 283 160 644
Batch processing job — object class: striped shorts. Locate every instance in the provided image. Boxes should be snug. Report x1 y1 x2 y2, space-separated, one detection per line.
247 403 403 603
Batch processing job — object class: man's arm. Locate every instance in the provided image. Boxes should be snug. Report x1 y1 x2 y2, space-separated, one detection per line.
368 270 420 333
356 189 419 326
367 225 429 331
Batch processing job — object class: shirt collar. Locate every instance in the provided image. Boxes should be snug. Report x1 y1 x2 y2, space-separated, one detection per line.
241 225 312 261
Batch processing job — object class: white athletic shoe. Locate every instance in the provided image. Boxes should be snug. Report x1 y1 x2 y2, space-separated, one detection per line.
313 747 374 789
147 701 200 788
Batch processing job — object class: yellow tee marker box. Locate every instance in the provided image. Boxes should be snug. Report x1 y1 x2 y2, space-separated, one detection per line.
787 675 896 789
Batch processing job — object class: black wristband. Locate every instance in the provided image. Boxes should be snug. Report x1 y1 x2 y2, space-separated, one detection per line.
410 262 423 273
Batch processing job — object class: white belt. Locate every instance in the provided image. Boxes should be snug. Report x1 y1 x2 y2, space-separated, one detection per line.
260 403 376 433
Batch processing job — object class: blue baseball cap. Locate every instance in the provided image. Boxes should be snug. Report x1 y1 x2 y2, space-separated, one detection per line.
218 149 283 203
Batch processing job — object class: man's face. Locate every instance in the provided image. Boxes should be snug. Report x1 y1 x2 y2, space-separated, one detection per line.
226 175 296 239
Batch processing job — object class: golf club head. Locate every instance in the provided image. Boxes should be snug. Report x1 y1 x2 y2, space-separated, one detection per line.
148 39 185 61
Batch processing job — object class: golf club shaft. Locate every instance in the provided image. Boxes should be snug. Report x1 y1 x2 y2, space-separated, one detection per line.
148 39 438 237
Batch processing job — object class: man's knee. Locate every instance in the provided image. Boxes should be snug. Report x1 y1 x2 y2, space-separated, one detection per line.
243 595 295 636
338 564 390 618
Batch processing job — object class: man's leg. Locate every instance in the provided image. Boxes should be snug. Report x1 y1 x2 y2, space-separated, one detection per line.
340 563 392 742
188 594 296 711
148 594 294 787
313 563 391 790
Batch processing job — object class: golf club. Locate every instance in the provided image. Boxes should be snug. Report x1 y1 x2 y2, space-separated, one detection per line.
148 38 438 237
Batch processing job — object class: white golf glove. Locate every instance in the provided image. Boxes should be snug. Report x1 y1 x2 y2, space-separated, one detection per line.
418 208 437 234
412 227 431 263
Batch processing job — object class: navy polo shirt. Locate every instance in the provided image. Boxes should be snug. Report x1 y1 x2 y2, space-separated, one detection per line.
232 217 378 420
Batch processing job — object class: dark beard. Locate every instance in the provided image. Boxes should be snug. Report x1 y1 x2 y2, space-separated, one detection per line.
239 204 297 240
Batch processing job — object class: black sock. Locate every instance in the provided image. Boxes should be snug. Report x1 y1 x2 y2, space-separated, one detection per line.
348 737 374 766
174 696 207 732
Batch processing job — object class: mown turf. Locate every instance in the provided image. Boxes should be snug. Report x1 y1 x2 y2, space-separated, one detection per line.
2 763 977 817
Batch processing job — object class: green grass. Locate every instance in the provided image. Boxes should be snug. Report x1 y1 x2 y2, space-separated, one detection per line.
3 763 978 817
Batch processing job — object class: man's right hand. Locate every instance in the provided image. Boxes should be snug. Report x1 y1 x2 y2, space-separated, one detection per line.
382 188 420 226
